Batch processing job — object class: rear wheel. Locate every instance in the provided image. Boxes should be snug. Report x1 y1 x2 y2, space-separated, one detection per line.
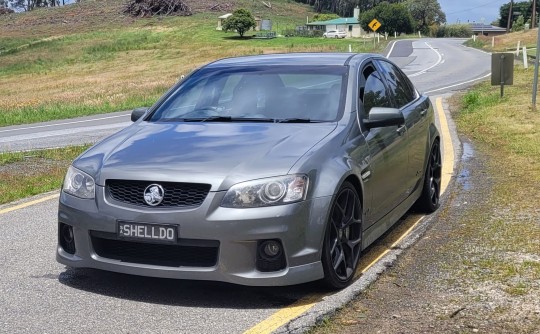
415 140 442 213
321 182 362 290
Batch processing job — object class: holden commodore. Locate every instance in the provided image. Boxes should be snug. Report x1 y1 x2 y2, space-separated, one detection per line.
57 53 441 289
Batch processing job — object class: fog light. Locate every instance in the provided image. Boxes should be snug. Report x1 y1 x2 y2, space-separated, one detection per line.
62 224 74 243
263 240 281 257
257 239 286 272
59 223 76 255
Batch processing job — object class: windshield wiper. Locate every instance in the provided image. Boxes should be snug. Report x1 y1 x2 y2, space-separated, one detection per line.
182 116 280 123
275 118 317 123
183 116 232 122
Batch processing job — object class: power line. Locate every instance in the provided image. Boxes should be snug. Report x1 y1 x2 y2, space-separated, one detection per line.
445 0 507 15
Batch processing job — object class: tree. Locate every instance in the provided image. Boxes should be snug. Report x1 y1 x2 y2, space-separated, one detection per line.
499 1 537 29
512 15 525 31
312 13 339 22
359 2 414 35
222 8 256 38
294 0 407 17
407 0 446 34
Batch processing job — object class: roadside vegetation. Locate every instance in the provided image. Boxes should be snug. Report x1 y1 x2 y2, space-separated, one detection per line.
0 145 89 205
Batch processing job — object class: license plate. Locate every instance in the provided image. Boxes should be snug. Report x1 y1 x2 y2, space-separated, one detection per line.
118 221 177 244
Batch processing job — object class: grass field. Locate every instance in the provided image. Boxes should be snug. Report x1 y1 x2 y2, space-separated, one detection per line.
0 0 385 127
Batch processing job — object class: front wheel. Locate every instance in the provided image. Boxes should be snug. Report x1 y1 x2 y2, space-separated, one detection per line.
415 140 442 213
321 182 363 290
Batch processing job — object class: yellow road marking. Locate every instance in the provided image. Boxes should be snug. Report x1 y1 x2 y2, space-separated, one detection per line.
0 193 59 215
244 97 456 334
436 97 455 195
243 293 326 334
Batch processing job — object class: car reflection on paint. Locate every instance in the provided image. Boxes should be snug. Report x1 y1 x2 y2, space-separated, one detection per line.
57 53 441 289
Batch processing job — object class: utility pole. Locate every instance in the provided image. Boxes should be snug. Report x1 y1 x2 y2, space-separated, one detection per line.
507 0 514 32
533 0 537 29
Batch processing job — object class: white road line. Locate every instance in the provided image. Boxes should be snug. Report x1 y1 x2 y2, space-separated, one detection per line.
424 73 491 94
385 40 398 58
0 113 130 134
409 42 443 77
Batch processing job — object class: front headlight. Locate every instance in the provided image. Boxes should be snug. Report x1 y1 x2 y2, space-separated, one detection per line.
62 166 95 199
221 175 309 208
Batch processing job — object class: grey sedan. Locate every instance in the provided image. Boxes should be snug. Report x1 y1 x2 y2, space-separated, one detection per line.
57 53 441 289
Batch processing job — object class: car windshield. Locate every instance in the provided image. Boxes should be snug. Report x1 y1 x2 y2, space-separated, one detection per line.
148 65 348 123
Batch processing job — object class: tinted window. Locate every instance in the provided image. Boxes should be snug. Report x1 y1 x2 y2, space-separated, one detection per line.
149 66 347 122
377 60 416 108
362 71 391 114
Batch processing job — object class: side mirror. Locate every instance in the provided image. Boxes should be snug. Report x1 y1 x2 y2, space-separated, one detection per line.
363 107 404 129
131 107 149 122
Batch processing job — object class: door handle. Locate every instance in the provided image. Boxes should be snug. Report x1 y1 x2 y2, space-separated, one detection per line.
420 109 427 117
396 125 406 136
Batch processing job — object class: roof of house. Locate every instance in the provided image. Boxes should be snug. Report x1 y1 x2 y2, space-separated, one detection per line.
307 17 359 26
469 23 506 32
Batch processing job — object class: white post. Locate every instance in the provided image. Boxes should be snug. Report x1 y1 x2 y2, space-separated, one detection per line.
523 46 528 68
385 32 388 40
418 31 421 38
377 33 380 43
349 44 352 52
395 32 397 39
492 36 495 48
516 41 521 55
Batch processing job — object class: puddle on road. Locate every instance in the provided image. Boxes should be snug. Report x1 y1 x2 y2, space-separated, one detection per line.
458 142 475 191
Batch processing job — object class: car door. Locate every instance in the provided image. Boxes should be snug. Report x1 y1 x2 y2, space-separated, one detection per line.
376 60 430 194
358 62 410 228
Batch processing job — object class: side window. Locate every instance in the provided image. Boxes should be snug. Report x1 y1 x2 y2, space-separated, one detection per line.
362 70 391 114
377 60 416 108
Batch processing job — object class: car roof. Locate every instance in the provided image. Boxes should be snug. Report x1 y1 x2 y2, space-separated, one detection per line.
206 53 376 67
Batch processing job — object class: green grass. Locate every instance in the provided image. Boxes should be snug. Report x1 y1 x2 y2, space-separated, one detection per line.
0 146 90 205
451 66 540 294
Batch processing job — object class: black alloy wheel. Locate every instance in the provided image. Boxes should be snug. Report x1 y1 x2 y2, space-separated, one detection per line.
321 182 363 289
416 140 442 213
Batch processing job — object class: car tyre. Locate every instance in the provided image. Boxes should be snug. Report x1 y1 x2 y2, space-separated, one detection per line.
321 181 362 290
334 35 338 39
415 140 442 213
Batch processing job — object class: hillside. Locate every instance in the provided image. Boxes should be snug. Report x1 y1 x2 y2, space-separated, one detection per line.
0 0 376 127
477 28 539 51
0 0 311 45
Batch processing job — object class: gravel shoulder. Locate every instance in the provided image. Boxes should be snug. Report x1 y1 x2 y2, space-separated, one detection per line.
309 95 540 334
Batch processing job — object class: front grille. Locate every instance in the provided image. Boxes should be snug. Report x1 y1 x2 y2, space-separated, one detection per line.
106 180 211 208
91 232 219 267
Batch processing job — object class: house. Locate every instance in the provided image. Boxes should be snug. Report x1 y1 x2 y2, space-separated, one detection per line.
216 13 232 31
306 7 365 38
470 23 507 37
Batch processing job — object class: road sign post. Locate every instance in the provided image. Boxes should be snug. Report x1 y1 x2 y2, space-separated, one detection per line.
533 26 540 111
491 53 514 98
368 19 381 49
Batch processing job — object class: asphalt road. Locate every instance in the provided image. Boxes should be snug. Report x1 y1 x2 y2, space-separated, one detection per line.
0 39 490 333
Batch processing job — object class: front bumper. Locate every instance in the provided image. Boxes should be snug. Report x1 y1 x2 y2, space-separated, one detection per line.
56 186 332 286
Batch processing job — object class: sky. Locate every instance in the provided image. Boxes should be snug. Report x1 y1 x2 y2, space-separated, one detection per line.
439 0 509 25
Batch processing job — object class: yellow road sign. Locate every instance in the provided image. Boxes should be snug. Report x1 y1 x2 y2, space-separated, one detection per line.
368 19 381 32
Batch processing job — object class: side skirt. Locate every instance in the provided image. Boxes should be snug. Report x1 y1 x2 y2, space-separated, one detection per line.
361 184 423 250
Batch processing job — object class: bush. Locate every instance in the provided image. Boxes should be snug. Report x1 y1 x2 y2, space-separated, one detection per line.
433 24 472 38
282 29 323 37
223 8 256 38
